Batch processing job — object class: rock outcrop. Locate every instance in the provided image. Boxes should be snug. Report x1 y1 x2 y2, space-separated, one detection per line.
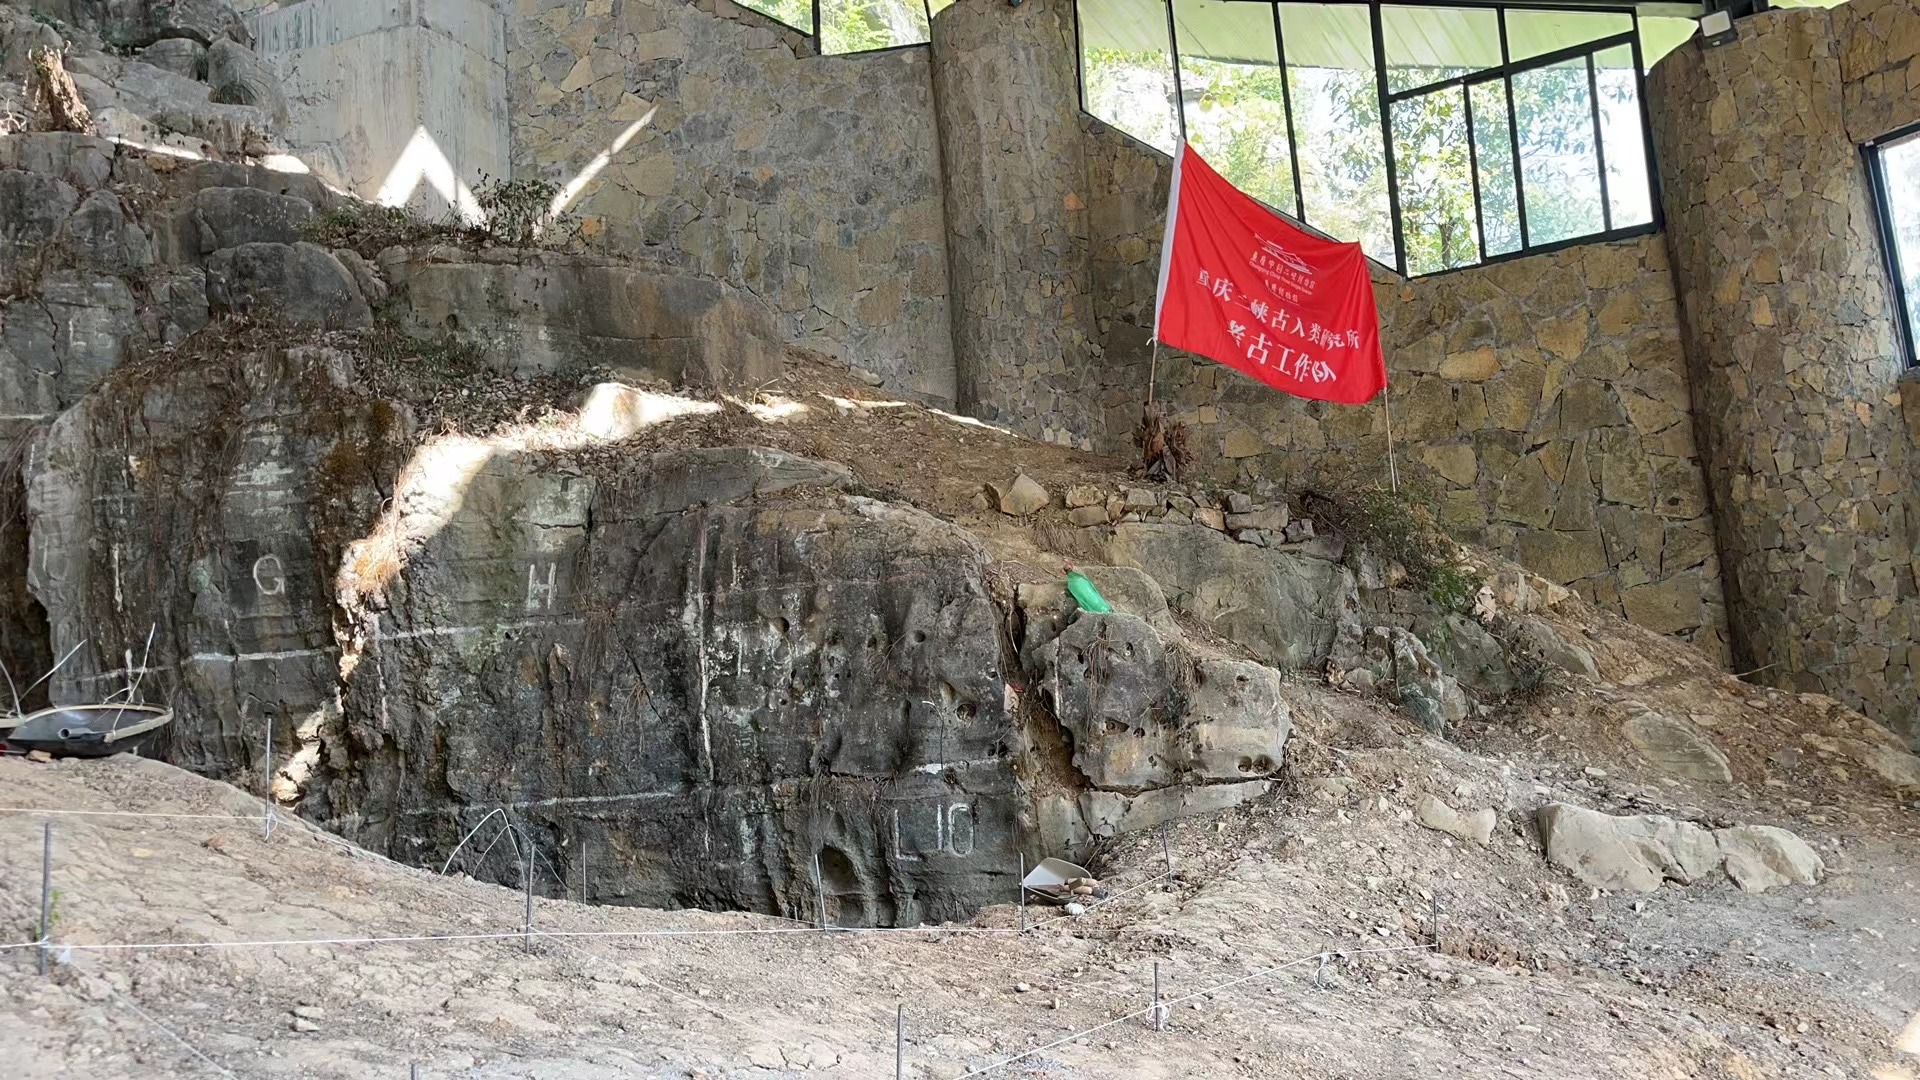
1535 802 1825 895
25 345 1028 924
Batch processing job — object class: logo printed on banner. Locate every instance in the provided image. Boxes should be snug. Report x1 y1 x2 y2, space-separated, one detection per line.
1153 145 1387 405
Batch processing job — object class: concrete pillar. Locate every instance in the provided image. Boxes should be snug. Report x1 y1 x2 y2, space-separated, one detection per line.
1648 9 1917 740
930 0 1103 448
242 0 510 220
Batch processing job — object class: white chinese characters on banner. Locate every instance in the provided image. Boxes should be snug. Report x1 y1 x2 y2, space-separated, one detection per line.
1195 267 1343 384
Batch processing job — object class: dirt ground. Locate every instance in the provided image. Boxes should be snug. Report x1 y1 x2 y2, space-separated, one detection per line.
4 670 1918 1080
5 354 1920 1079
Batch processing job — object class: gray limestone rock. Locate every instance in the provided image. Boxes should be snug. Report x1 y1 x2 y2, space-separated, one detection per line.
1411 612 1515 696
0 133 114 191
1357 626 1470 735
1513 615 1599 679
95 59 277 155
1416 794 1496 845
1016 564 1176 667
1712 825 1824 894
205 242 371 328
139 38 207 81
995 474 1049 516
330 249 387 307
194 186 313 252
379 249 785 389
1034 612 1289 793
1623 708 1732 784
63 189 151 275
0 170 78 292
1535 802 1721 893
1102 522 1362 673
1079 781 1271 838
56 0 252 49
205 39 285 127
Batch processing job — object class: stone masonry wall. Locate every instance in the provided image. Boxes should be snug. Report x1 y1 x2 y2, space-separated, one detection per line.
1649 7 1919 741
1080 123 1730 660
505 0 957 406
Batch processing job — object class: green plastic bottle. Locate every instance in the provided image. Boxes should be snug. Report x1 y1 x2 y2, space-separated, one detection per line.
1063 562 1113 614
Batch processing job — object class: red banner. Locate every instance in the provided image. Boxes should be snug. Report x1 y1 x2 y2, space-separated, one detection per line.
1154 145 1387 405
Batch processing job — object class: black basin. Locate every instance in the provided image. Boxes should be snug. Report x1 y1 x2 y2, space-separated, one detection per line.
3 704 173 758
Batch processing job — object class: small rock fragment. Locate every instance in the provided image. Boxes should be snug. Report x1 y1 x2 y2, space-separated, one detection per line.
1415 794 1496 845
995 474 1050 516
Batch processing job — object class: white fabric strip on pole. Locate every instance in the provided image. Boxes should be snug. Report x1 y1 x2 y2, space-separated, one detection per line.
1148 144 1186 406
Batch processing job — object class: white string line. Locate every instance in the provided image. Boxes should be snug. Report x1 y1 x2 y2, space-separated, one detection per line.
546 935 757 1028
42 923 1039 954
104 982 238 1078
950 942 1437 1080
0 808 269 821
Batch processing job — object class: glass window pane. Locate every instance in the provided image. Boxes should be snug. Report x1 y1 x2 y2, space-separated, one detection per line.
1280 2 1393 264
821 0 929 53
1470 79 1521 256
1079 0 1180 154
1392 86 1476 275
1380 5 1500 96
1595 44 1652 229
738 0 812 34
1638 15 1698 72
1514 58 1604 245
1504 9 1632 63
1175 0 1297 216
1880 133 1920 364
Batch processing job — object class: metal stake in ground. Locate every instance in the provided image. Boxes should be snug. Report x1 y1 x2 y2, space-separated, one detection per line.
812 852 826 930
260 710 275 842
895 1003 904 1080
38 821 52 976
410 1065 421 1080
1018 853 1026 933
1151 961 1164 1031
1161 827 1172 876
522 825 534 953
1313 951 1328 991
1430 894 1440 949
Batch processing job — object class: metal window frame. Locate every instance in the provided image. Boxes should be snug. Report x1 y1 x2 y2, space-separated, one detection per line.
1077 0 1661 278
1864 120 1920 370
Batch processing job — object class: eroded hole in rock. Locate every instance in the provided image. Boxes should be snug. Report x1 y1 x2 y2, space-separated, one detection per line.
816 846 869 928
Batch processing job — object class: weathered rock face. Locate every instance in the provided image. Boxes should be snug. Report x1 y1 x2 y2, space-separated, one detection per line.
206 241 373 327
379 249 787 390
1035 612 1287 792
25 347 1026 924
1100 522 1361 673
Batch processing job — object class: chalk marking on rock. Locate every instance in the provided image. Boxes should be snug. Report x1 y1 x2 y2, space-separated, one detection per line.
372 617 586 641
189 647 330 664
